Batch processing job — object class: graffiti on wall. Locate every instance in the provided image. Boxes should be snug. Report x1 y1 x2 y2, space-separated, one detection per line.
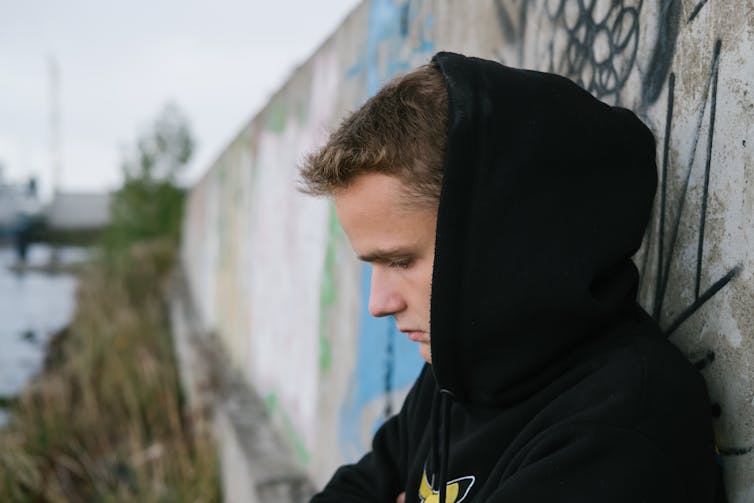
493 0 751 462
543 0 642 103
639 39 749 458
338 265 426 461
333 0 753 464
492 4 739 313
182 0 752 493
337 0 434 461
641 39 741 337
493 0 679 109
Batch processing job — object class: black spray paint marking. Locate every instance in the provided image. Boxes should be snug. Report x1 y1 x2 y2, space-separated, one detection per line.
650 72 676 318
493 0 530 66
400 3 410 37
384 326 395 419
718 445 753 457
695 47 719 300
493 0 517 43
692 350 716 371
544 0 643 103
641 0 681 108
711 402 722 418
658 39 722 309
665 266 740 336
652 39 740 334
687 0 710 23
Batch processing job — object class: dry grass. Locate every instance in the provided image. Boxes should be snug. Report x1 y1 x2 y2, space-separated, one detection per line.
0 240 220 502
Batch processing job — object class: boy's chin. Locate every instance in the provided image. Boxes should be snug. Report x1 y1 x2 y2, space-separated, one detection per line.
419 343 432 364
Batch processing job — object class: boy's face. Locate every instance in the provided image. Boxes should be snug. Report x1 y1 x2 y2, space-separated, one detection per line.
334 172 437 364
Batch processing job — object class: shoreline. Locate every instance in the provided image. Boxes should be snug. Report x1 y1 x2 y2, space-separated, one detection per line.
0 244 86 428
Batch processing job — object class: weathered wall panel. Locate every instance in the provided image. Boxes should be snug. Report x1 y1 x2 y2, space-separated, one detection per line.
181 0 753 498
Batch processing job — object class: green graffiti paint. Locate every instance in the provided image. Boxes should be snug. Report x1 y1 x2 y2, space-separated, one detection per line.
264 392 278 412
262 392 311 466
282 412 311 466
318 202 344 371
319 334 332 373
295 100 308 127
266 101 288 133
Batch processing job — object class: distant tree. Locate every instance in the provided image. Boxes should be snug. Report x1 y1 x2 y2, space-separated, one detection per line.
122 103 194 183
104 103 194 255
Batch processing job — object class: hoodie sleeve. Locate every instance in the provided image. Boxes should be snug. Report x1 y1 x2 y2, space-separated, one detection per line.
483 422 711 502
309 417 404 502
310 365 432 502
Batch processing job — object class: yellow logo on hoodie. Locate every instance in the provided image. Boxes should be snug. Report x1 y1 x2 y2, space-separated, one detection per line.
418 468 475 503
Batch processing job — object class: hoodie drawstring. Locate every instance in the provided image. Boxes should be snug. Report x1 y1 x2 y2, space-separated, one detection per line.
430 391 441 489
436 388 454 503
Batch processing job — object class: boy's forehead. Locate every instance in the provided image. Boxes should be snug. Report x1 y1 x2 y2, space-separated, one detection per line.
333 172 437 214
334 173 414 221
334 172 438 214
333 172 438 253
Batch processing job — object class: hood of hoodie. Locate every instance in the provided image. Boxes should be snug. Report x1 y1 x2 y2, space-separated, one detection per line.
429 52 657 406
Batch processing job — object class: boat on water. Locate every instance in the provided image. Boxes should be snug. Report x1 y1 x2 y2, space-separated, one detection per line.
0 172 44 262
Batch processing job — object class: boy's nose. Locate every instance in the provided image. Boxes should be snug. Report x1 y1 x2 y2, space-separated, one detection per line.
368 267 406 317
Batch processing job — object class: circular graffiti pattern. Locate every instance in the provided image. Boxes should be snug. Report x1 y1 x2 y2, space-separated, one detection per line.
545 0 642 101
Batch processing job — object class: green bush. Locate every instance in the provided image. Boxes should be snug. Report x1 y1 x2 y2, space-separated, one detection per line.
103 103 193 257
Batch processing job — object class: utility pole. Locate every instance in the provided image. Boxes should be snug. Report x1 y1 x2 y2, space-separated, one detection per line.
49 55 61 196
48 55 62 267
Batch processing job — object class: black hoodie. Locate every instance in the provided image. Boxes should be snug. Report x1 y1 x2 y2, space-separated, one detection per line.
312 52 724 502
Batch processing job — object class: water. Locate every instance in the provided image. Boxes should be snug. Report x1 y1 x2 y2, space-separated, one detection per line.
0 244 86 426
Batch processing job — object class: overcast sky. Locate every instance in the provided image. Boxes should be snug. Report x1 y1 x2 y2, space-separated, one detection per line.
0 0 361 197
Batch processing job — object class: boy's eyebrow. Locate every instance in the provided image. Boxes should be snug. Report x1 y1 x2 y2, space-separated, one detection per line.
358 247 410 263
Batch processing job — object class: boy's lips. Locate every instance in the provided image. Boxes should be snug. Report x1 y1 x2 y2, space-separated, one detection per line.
402 330 428 343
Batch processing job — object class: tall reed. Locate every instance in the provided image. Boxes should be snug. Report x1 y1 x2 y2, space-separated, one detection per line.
0 240 220 502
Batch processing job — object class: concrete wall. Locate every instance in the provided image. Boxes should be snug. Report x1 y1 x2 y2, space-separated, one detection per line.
180 1 754 500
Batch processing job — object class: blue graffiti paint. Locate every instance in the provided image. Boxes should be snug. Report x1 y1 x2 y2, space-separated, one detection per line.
405 3 434 57
366 0 402 94
338 0 436 462
345 0 435 94
339 263 424 461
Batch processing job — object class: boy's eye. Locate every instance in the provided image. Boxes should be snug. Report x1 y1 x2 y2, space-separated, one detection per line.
389 258 411 269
